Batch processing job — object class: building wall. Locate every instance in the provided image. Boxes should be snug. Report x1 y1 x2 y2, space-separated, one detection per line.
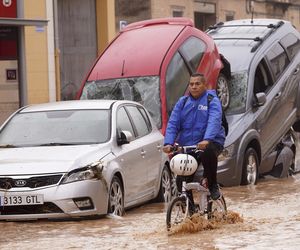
0 60 18 122
97 0 117 54
115 0 151 32
217 0 250 21
217 0 300 29
151 0 194 19
286 5 300 29
24 0 49 104
149 0 300 30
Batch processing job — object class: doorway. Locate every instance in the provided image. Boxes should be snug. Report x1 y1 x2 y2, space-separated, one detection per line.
0 26 19 125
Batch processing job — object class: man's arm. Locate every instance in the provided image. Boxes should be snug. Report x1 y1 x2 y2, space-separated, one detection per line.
203 96 223 141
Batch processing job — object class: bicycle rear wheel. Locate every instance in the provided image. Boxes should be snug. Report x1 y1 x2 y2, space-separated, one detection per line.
207 195 227 220
166 196 189 230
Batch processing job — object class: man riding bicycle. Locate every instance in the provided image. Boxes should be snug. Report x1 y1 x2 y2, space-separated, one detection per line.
163 73 225 200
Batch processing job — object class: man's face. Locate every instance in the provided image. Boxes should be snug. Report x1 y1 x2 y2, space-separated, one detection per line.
188 75 207 99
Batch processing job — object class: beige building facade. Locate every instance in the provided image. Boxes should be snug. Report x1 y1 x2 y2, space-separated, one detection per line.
117 0 300 30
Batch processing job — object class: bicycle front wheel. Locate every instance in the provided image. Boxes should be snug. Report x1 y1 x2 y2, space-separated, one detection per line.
207 195 227 220
166 196 189 230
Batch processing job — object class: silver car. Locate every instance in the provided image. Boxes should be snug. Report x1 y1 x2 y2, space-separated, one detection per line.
0 100 172 220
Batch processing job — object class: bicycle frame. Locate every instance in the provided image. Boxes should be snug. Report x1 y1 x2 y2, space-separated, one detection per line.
170 145 222 214
166 145 227 229
180 179 210 215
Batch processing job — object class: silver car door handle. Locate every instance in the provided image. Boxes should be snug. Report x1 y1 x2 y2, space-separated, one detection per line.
157 145 162 151
275 91 282 100
141 150 146 156
294 68 300 75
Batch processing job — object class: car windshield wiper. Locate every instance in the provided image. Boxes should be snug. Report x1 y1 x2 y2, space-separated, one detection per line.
0 144 17 148
37 142 78 146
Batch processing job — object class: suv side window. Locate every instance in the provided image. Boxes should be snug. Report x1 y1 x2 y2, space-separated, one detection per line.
126 106 150 138
166 52 190 116
266 43 289 81
179 36 206 72
254 59 273 94
280 33 300 60
117 107 135 139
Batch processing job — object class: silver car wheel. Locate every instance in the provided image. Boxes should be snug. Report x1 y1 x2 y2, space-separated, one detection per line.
217 74 230 110
161 168 172 202
109 176 124 216
171 173 178 197
156 166 172 202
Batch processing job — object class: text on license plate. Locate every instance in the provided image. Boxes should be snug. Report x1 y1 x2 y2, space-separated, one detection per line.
0 194 44 206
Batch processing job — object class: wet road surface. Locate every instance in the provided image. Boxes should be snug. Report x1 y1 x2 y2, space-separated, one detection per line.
1 173 300 250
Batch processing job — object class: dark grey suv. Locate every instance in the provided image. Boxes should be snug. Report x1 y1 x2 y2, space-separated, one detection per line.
206 19 300 186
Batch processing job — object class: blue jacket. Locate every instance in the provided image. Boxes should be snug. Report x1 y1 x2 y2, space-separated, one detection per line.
164 90 225 146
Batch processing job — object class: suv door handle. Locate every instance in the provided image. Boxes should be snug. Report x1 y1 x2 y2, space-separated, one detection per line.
141 149 146 157
275 91 282 100
157 144 162 151
294 68 300 75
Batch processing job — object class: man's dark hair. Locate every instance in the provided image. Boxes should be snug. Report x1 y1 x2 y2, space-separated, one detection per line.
191 72 204 78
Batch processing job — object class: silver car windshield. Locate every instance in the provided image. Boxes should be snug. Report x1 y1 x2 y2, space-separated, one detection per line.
80 76 161 128
0 110 110 147
226 71 248 115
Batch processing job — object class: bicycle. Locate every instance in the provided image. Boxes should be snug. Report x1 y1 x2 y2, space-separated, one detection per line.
166 145 227 230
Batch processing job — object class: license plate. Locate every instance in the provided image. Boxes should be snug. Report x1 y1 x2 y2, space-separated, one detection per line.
0 194 44 206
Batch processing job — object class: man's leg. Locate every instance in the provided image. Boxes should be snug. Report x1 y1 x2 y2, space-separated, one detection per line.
201 143 223 200
176 175 195 212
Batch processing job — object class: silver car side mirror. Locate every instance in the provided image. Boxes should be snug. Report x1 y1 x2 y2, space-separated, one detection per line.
117 130 133 145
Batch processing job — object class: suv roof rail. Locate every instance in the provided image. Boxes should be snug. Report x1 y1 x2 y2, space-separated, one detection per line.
251 20 284 52
209 20 285 53
208 20 284 30
122 18 194 32
207 22 224 30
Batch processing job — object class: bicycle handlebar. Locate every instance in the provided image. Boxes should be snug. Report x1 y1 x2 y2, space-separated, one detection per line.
170 144 203 154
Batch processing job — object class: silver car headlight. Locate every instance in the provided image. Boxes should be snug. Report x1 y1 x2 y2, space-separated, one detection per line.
218 144 235 162
61 160 104 184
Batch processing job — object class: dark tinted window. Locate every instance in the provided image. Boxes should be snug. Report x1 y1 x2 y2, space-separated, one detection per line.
280 33 300 60
138 107 152 131
117 107 135 139
266 43 289 81
126 106 150 137
166 52 190 116
179 36 206 71
254 59 273 94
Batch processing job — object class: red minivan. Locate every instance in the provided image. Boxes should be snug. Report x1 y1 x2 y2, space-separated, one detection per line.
77 17 230 133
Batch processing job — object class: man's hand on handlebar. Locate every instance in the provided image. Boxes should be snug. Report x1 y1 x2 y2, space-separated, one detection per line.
197 140 209 150
163 142 210 154
163 145 173 154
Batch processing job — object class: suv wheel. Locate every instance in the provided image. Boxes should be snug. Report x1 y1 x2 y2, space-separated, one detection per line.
217 73 230 110
241 147 259 185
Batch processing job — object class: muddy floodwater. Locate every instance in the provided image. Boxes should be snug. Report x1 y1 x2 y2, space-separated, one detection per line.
1 174 300 249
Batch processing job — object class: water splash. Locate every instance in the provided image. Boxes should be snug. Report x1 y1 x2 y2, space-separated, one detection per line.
168 210 243 235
